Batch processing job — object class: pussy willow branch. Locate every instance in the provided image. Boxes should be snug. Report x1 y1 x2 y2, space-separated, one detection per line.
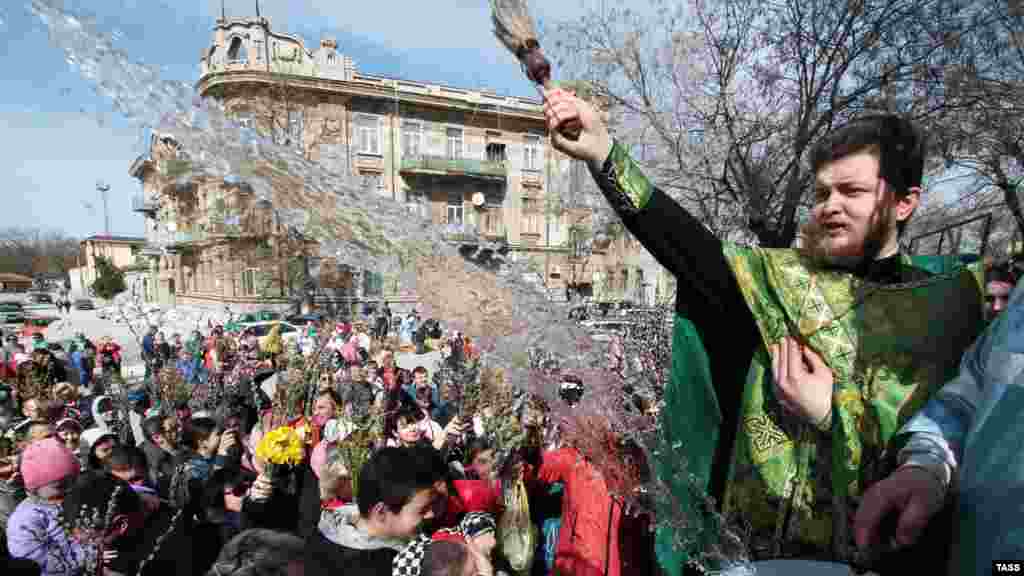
134 507 185 575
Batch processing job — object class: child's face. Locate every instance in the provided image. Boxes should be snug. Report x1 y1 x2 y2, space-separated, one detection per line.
396 417 422 445
470 449 495 480
379 487 435 538
94 438 116 463
110 465 146 485
314 396 337 420
57 427 80 451
29 423 53 442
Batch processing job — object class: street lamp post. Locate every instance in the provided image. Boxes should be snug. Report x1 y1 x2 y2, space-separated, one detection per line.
96 180 111 236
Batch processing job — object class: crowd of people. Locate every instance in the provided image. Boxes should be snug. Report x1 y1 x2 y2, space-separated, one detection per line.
0 301 657 576
2 91 1024 576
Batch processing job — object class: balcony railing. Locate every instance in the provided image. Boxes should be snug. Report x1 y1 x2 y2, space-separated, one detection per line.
441 223 508 244
400 155 507 181
131 195 159 213
139 244 164 257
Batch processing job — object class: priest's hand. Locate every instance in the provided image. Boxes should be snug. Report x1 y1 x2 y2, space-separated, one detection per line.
769 336 833 428
543 87 613 167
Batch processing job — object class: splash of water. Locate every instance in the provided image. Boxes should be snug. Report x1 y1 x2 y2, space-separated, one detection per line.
22 0 755 571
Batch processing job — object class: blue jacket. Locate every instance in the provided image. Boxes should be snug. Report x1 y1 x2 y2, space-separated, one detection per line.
71 350 92 387
142 333 155 358
898 280 1024 575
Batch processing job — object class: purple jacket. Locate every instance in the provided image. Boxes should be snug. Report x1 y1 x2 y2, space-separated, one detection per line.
6 497 84 576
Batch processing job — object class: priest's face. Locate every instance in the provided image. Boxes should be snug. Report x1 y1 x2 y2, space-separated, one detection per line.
809 151 917 267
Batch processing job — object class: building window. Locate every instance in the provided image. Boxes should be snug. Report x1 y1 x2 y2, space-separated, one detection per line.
446 127 463 159
486 142 507 163
524 135 541 171
327 52 336 64
227 36 247 63
402 122 421 158
360 172 384 194
356 114 381 155
447 193 464 225
522 198 541 235
363 270 383 296
482 205 502 235
242 268 259 296
287 110 303 149
235 112 254 130
548 214 561 243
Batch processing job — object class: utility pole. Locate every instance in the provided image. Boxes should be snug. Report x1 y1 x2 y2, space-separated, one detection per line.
96 180 111 236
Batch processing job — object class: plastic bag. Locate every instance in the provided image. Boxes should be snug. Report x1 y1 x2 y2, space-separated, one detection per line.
499 478 538 574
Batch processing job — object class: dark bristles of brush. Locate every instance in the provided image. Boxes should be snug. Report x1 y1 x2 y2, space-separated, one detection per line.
491 0 582 141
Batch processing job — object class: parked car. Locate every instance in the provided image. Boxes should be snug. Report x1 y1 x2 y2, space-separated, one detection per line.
0 301 26 324
25 293 52 304
73 298 95 310
238 321 301 349
236 310 282 324
285 312 326 326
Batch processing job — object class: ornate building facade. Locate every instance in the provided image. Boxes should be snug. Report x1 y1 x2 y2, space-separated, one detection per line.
130 15 668 312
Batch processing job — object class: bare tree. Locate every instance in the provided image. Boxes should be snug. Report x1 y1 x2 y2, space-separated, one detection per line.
928 0 1024 241
0 227 79 280
547 0 977 247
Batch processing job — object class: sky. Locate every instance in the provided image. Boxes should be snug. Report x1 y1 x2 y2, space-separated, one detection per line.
0 0 590 240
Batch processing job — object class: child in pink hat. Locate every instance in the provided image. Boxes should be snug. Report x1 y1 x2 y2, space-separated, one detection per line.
6 437 84 575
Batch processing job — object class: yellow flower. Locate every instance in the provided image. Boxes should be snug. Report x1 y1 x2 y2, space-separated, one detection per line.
256 426 305 466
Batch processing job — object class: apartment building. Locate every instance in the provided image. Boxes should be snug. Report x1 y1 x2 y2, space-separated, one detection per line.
130 14 664 311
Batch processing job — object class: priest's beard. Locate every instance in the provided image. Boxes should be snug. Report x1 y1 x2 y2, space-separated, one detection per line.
801 203 893 271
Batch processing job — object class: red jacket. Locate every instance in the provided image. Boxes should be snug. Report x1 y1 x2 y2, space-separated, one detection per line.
531 448 622 576
436 479 502 529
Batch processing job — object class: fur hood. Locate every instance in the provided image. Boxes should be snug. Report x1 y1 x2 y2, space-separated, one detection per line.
317 504 408 552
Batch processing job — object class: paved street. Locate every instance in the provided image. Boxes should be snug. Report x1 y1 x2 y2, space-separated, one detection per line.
2 301 147 377
4 300 445 380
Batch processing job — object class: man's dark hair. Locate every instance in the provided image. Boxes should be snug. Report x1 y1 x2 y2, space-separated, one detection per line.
811 114 925 194
207 529 305 576
422 540 471 576
356 446 441 517
810 114 925 234
412 366 428 377
63 471 142 532
108 444 147 471
408 444 449 486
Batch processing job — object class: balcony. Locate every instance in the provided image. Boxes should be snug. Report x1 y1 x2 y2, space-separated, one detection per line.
441 222 508 245
400 154 507 181
131 195 159 213
139 244 164 257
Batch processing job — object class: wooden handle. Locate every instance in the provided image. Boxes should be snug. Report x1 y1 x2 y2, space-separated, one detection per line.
525 47 582 142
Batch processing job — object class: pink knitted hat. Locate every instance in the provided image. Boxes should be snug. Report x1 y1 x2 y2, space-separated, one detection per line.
21 437 80 491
